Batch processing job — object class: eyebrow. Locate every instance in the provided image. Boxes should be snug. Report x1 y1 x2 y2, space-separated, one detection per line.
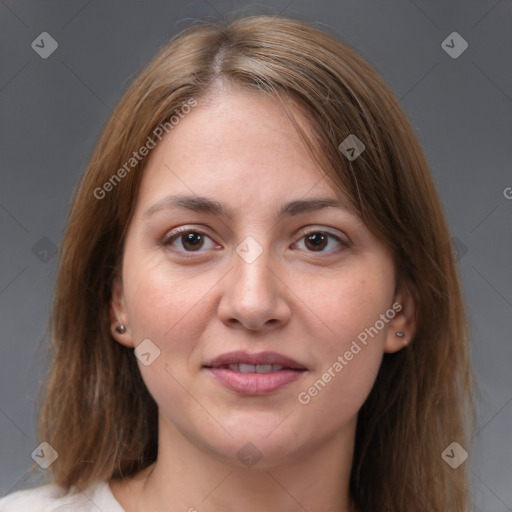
143 194 353 220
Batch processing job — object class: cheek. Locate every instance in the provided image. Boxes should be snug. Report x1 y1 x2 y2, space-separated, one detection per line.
123 247 217 342
294 265 394 413
121 256 219 411
310 266 394 346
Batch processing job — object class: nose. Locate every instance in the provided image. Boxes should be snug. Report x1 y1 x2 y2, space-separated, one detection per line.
217 242 291 332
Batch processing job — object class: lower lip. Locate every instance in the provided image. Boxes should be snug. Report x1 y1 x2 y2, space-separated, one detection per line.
205 368 305 395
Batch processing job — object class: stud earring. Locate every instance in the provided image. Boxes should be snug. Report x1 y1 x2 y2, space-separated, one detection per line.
396 331 408 345
115 324 127 334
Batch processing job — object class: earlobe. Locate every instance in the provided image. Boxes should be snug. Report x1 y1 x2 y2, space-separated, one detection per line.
110 276 134 348
385 331 409 353
384 285 417 354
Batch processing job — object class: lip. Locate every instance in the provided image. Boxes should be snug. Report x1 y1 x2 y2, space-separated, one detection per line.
203 350 307 370
203 351 308 396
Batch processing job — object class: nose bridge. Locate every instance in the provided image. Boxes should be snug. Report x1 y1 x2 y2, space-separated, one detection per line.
217 234 290 330
232 234 276 301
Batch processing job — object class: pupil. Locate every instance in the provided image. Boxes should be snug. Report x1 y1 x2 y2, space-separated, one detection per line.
183 232 203 250
307 233 327 251
180 232 328 252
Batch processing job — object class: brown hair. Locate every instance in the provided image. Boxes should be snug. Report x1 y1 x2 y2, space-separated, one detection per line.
35 14 476 511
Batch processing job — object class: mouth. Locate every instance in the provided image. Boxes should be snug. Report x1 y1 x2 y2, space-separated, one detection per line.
209 363 298 373
203 351 307 395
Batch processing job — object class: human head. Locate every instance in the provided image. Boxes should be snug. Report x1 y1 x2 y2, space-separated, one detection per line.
38 15 474 512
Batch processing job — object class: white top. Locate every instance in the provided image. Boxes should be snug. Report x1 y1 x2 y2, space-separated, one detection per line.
0 481 125 511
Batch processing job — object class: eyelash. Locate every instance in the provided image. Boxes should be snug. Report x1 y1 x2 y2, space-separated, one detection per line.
162 226 351 257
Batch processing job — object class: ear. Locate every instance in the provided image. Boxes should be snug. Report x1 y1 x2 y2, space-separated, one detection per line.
384 282 417 354
110 275 134 348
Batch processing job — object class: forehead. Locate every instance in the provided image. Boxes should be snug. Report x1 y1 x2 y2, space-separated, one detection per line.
133 88 353 219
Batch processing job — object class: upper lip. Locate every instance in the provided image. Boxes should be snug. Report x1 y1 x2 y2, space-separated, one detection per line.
203 350 307 370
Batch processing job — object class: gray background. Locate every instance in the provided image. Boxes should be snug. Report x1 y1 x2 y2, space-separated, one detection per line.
1 1 511 510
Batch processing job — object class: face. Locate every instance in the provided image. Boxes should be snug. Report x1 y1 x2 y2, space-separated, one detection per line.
111 86 414 467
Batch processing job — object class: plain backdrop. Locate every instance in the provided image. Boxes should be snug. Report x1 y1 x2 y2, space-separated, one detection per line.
1 1 511 510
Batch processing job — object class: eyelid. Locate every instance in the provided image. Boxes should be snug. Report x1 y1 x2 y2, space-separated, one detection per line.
296 226 351 244
162 225 220 249
294 227 351 253
162 225 351 255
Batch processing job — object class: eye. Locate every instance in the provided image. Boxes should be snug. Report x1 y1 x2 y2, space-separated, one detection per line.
293 230 350 254
163 228 219 253
163 227 350 255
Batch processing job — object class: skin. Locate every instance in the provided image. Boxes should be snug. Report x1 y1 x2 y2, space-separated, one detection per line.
109 84 416 512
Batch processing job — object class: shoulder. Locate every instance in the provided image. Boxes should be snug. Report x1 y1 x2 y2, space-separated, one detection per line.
0 484 64 511
0 481 125 512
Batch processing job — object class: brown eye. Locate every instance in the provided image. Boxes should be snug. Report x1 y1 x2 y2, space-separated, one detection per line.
164 229 217 253
304 232 329 251
295 230 349 254
180 232 205 251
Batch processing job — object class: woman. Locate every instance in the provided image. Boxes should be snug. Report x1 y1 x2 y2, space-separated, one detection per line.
0 14 475 512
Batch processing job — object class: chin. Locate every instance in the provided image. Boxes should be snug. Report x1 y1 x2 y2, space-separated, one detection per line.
204 420 312 469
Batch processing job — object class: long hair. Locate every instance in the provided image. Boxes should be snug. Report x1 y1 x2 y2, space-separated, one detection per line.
36 15 475 511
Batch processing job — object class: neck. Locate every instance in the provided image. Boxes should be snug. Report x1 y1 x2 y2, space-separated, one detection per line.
114 413 357 512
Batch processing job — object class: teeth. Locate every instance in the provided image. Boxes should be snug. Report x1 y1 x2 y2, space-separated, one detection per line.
256 364 272 373
227 363 286 373
239 363 255 374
